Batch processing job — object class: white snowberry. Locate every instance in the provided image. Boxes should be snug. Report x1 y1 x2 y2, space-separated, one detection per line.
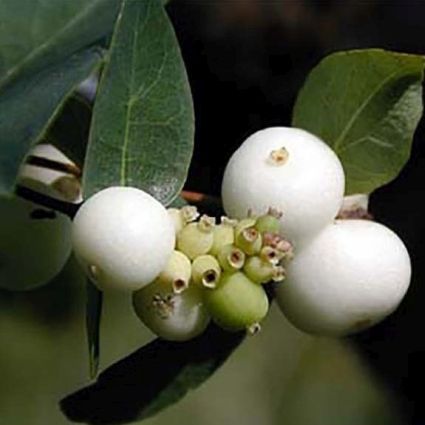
221 127 345 243
276 219 411 336
72 186 175 291
19 144 82 203
0 144 78 291
133 279 210 341
0 195 72 291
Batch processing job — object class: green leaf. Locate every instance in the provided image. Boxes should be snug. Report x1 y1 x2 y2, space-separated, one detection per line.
292 49 424 194
0 47 102 196
46 93 93 168
82 0 194 203
86 280 103 380
60 324 244 424
0 0 120 87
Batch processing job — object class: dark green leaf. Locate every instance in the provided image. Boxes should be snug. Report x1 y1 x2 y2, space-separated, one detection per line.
60 324 244 424
86 280 103 380
0 0 120 87
0 47 102 196
82 0 194 203
46 93 93 168
293 49 424 194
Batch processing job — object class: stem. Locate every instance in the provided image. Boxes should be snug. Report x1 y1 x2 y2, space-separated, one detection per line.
15 185 81 219
15 186 221 221
27 155 82 178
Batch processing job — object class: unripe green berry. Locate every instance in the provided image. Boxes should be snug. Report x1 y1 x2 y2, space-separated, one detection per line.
177 216 215 260
203 271 269 331
158 250 191 293
181 205 200 223
235 227 262 255
217 244 245 272
235 217 257 238
255 211 281 234
209 220 235 256
260 246 281 265
133 278 210 341
191 254 221 288
243 256 274 284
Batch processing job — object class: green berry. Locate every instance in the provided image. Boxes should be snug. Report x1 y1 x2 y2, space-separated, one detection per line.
177 215 215 260
158 250 192 293
209 220 235 256
235 227 262 255
180 205 200 223
203 271 269 331
133 278 210 341
191 254 221 288
255 212 281 234
235 217 257 237
217 244 245 272
243 256 274 284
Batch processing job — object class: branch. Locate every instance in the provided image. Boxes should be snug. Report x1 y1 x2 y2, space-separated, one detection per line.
15 185 81 219
27 155 82 178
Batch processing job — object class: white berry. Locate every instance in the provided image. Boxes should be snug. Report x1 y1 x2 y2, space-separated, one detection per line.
72 186 175 291
276 219 411 336
19 144 82 203
221 127 345 243
133 280 210 341
0 144 77 291
0 195 72 291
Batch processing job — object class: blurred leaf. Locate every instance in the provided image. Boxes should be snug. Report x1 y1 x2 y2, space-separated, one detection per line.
293 49 424 194
169 196 187 208
46 94 93 168
0 0 120 86
82 0 194 203
61 324 244 424
86 280 103 379
0 47 102 196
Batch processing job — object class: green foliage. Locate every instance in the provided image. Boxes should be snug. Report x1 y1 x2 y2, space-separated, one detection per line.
293 49 424 194
0 47 101 195
0 0 120 85
0 0 121 195
60 324 244 424
0 1 422 422
86 281 103 379
82 0 194 203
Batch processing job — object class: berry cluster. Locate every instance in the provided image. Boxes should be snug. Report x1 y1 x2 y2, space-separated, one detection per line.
71 126 411 341
222 127 411 336
133 206 293 340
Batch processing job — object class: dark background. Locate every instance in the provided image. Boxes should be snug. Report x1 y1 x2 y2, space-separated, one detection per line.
167 1 425 423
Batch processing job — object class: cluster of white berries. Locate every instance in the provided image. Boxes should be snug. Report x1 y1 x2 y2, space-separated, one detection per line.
72 186 293 340
31 126 409 341
222 127 411 336
0 144 81 291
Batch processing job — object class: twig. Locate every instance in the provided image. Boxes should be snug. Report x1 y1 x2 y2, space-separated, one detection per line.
27 155 82 178
15 185 81 219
